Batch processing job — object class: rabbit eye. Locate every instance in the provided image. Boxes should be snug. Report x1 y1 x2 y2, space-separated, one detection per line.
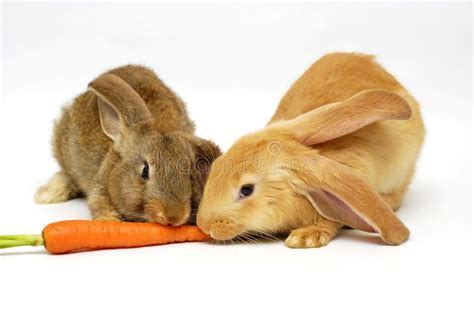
239 184 254 198
141 161 150 180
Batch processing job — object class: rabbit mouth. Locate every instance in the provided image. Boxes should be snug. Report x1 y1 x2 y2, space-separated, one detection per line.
118 207 149 222
209 227 280 244
208 220 246 241
147 212 170 225
205 218 281 243
143 199 192 226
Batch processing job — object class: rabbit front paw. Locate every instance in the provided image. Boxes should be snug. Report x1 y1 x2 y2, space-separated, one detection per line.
285 225 338 249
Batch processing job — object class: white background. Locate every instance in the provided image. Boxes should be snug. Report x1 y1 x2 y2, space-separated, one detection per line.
1 1 472 315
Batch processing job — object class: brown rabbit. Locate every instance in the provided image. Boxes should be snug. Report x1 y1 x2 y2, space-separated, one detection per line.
197 53 425 247
35 65 221 225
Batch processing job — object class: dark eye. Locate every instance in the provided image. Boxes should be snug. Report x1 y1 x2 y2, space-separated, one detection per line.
141 161 150 180
239 184 254 198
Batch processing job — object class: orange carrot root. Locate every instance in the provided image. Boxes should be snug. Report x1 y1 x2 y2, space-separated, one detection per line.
1 220 210 254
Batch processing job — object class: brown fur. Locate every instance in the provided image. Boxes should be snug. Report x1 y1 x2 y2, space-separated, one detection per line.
197 53 425 247
35 65 221 225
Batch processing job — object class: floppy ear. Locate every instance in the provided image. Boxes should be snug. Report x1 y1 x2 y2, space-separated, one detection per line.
291 155 410 245
278 89 412 145
87 74 151 141
191 138 221 179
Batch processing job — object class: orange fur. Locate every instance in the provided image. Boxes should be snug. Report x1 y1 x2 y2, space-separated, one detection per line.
197 53 425 247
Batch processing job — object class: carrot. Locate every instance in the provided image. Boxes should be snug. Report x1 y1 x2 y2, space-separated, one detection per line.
0 220 210 254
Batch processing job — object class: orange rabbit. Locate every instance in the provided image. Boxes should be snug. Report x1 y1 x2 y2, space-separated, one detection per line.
197 53 425 248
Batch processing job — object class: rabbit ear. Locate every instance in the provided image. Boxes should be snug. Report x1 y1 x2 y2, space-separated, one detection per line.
87 74 151 141
293 155 410 245
191 138 221 179
279 90 412 146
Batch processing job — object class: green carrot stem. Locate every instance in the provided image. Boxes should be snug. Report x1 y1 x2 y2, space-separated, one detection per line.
0 234 44 249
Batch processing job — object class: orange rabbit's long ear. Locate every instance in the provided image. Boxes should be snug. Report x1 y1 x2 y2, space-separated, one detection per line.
292 155 410 245
87 74 151 141
278 89 412 145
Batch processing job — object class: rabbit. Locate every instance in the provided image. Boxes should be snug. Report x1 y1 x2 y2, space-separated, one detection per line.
35 65 221 226
196 52 425 247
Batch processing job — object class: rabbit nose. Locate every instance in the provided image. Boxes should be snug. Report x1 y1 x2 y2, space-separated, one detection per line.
163 202 191 226
167 215 185 226
145 198 190 226
165 210 190 226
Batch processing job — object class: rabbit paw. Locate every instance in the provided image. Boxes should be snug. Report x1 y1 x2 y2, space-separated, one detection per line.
34 172 80 204
285 225 336 249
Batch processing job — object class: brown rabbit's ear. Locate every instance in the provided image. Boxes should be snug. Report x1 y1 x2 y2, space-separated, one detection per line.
293 155 410 245
191 138 221 178
279 89 412 145
87 74 151 141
